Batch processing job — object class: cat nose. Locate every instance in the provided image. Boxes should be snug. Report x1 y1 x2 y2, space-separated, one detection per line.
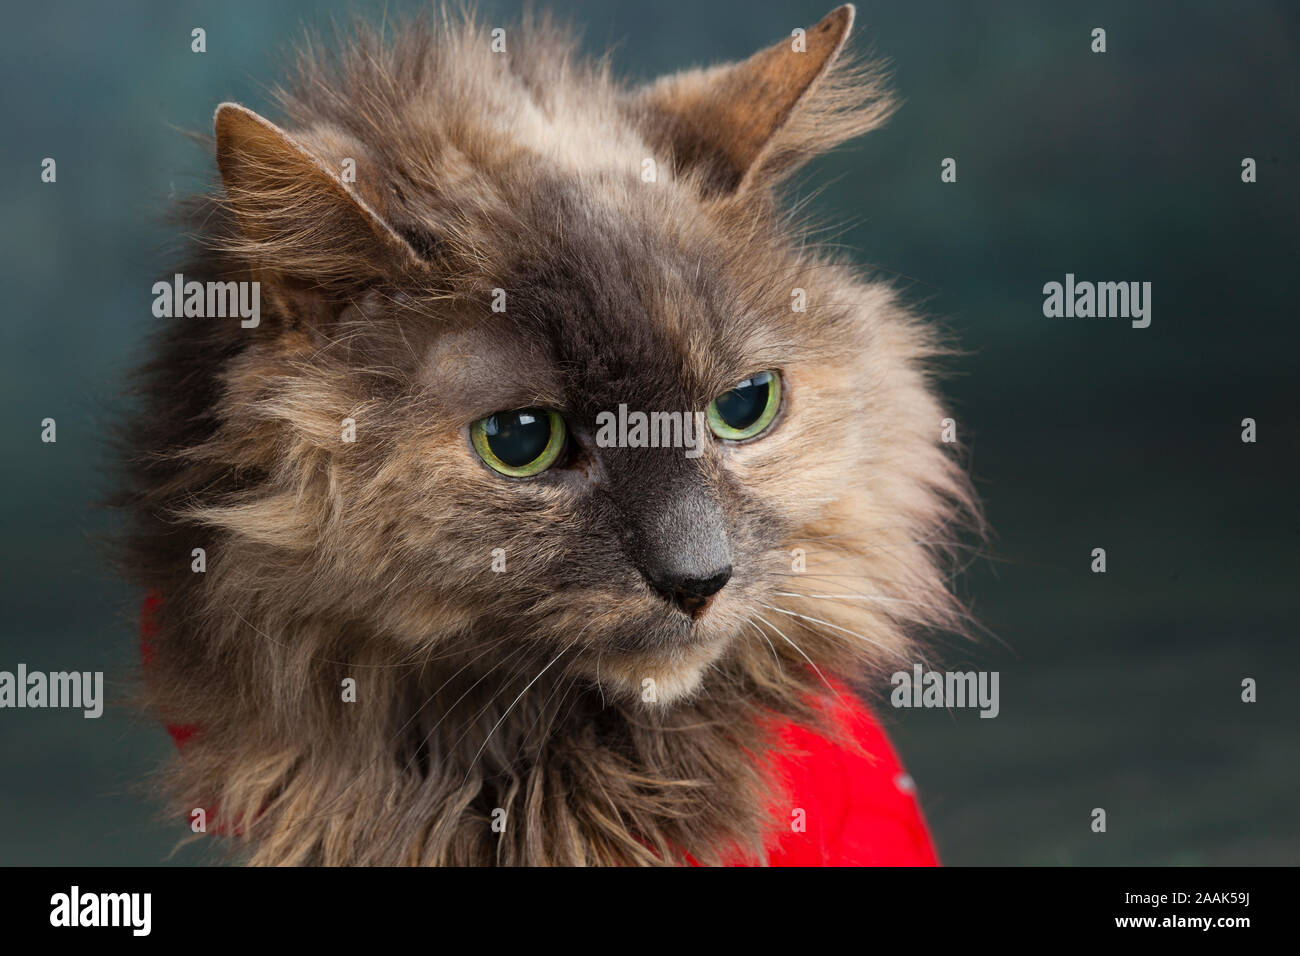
617 462 733 620
648 565 732 620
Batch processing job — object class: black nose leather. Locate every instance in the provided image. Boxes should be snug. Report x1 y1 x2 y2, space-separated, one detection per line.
649 566 733 619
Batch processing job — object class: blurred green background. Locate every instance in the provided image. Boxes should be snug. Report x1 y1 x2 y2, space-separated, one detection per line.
1 0 1296 865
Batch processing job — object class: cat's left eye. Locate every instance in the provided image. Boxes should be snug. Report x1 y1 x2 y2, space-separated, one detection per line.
707 371 782 441
471 408 566 478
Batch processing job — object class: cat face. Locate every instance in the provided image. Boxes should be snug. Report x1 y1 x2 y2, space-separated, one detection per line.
361 178 875 702
186 6 968 707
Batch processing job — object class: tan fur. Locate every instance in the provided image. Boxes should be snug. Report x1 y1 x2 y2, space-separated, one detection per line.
119 5 978 866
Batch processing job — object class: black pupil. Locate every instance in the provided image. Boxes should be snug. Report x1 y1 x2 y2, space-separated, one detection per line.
484 409 552 467
715 373 773 429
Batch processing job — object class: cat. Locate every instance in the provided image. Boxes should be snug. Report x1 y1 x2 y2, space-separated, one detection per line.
118 4 977 865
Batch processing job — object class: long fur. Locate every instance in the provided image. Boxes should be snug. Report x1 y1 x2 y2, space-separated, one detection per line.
117 7 978 866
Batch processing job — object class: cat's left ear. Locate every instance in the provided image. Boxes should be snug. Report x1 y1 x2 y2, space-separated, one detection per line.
631 4 894 197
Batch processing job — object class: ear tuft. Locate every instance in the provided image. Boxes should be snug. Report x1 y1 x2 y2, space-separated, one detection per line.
633 5 895 196
212 102 425 286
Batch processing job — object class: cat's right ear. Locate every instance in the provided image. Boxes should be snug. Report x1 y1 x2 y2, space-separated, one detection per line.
632 4 894 198
213 103 427 290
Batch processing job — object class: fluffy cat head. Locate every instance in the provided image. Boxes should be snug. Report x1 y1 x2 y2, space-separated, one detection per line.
123 5 977 864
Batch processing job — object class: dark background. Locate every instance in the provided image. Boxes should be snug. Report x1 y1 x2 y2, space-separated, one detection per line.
1 0 1296 865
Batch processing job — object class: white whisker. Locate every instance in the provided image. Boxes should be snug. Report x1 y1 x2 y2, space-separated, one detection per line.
460 640 577 788
752 611 840 700
774 590 952 614
757 602 911 664
743 615 783 674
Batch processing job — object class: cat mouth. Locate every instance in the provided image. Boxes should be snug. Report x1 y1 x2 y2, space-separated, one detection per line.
579 618 731 705
605 617 709 655
598 590 736 657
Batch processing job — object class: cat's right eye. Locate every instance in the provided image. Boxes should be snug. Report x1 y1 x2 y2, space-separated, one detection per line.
470 408 566 478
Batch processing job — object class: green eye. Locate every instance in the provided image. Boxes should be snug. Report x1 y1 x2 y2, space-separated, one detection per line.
706 371 782 441
471 408 566 477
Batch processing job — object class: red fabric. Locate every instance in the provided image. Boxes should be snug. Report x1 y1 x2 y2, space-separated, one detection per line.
755 693 939 866
140 592 938 866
